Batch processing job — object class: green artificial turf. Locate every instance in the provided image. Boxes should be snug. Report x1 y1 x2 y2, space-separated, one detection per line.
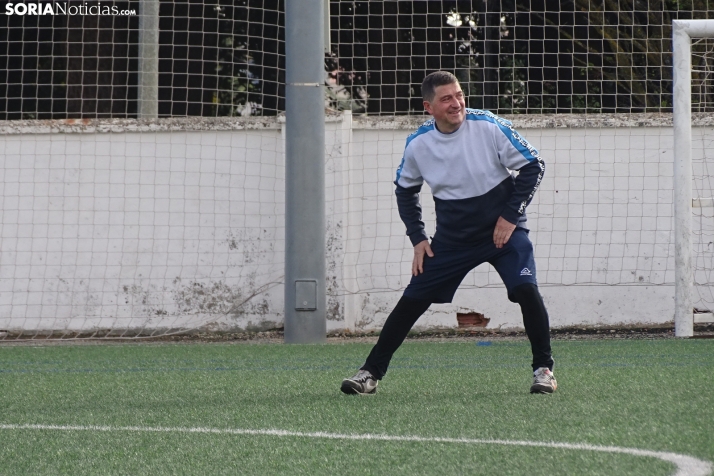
0 339 712 475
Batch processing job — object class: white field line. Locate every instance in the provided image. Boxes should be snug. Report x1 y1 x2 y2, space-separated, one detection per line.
0 423 711 476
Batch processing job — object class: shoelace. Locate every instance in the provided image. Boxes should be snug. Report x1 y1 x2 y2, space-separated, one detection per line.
355 370 373 382
535 371 552 383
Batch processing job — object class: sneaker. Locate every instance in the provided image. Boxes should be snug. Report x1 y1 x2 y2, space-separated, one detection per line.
341 369 378 395
530 367 557 394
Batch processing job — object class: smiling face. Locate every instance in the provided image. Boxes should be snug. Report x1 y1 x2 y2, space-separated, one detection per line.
423 82 466 133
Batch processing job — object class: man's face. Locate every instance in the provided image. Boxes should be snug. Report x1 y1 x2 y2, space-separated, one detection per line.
423 82 466 133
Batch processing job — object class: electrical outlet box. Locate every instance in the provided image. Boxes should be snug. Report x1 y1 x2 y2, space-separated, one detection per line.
295 280 317 311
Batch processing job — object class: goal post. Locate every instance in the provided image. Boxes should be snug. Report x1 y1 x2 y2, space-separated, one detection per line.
672 19 714 337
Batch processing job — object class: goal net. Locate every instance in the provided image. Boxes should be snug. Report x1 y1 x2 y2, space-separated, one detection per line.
0 121 286 339
1 2 712 339
691 36 714 323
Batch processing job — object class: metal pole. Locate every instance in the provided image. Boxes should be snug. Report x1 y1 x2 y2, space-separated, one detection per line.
284 0 326 343
483 1 499 111
138 0 159 118
672 21 693 337
324 0 331 54
672 20 714 337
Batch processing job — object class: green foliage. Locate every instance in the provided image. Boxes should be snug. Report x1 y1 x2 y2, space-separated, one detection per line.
324 54 368 113
212 31 263 117
450 0 713 114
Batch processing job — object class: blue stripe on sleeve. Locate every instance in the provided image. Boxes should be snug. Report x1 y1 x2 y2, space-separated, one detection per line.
395 119 435 183
464 109 539 162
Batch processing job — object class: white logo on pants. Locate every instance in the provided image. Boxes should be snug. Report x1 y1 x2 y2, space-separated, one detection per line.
520 268 532 276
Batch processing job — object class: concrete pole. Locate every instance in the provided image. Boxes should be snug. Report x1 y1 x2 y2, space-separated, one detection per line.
137 0 159 118
284 0 326 343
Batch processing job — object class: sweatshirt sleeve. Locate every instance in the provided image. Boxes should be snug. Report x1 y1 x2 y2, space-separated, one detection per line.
491 119 545 225
395 183 428 246
394 144 429 246
500 159 545 225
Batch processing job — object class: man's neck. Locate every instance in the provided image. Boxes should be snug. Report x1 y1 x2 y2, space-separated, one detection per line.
435 120 463 134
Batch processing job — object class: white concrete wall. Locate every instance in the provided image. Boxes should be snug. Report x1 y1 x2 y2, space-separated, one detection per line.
0 114 712 335
338 121 676 331
0 120 288 335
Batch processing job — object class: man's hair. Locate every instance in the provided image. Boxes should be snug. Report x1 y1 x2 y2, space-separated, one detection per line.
421 71 459 102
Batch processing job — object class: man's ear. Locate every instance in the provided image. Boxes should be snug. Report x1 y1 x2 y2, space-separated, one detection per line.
423 100 433 115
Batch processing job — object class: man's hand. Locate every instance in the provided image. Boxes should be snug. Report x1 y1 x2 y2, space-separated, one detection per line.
493 216 517 249
412 240 434 276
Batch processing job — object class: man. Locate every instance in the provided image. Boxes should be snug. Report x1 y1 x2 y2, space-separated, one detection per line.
341 71 556 395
